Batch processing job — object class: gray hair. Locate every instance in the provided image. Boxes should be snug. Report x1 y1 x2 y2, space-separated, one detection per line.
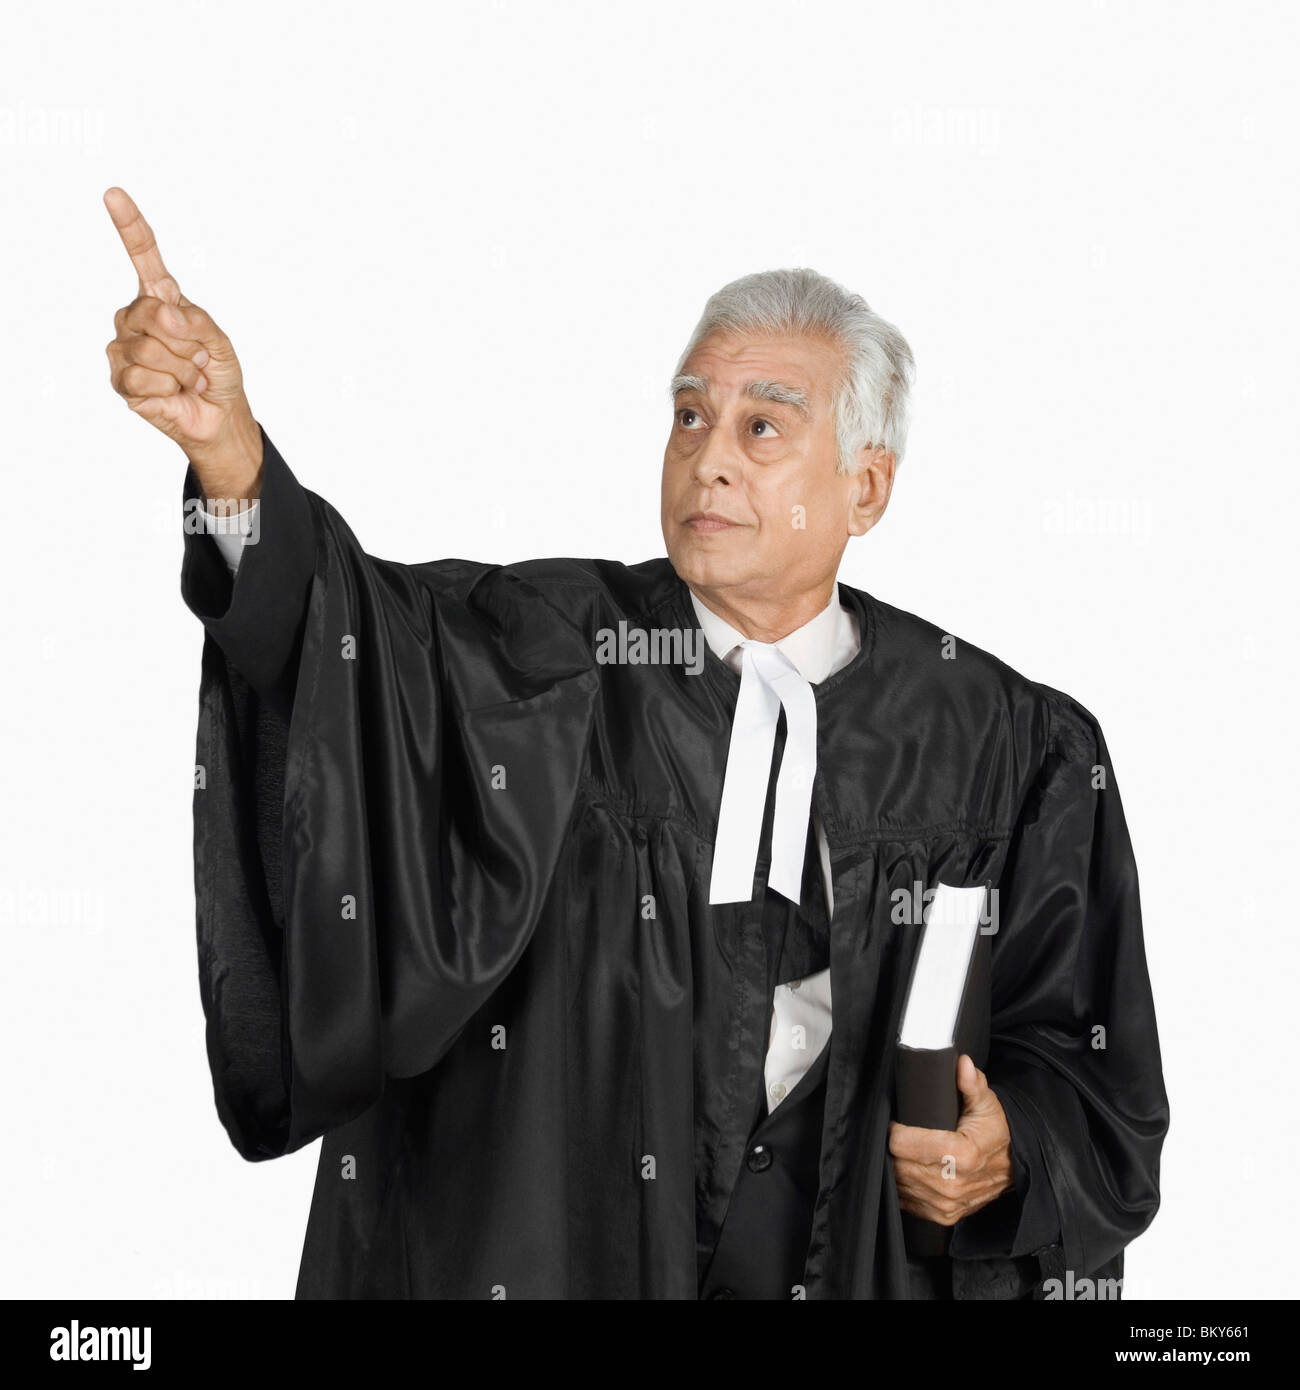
670 268 916 473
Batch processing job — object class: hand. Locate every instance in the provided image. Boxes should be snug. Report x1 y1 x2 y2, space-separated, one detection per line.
888 1054 1014 1227
103 186 262 499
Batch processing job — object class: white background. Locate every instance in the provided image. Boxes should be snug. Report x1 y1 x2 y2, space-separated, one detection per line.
2 0 1296 1300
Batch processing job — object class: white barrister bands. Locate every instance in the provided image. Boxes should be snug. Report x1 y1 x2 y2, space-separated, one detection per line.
708 640 818 905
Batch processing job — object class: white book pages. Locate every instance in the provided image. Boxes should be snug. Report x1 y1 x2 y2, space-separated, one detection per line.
897 883 988 1050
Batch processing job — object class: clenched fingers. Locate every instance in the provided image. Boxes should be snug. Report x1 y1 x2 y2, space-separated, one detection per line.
107 333 207 399
894 1168 1003 1225
116 296 228 358
892 1155 1004 1197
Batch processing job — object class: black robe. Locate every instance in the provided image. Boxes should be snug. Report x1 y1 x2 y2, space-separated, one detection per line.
181 426 1168 1299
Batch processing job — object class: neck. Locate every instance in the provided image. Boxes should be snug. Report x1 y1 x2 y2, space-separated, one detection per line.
688 578 837 643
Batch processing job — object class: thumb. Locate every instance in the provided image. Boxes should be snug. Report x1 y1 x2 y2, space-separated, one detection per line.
956 1054 993 1113
158 301 240 385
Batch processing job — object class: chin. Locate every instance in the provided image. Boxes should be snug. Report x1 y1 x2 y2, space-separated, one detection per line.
668 537 760 593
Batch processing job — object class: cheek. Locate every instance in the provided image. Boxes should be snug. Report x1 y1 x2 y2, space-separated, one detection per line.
661 465 685 514
662 442 689 484
754 474 814 534
759 486 842 558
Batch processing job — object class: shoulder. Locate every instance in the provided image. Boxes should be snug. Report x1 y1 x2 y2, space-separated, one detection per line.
400 555 675 610
495 556 683 625
856 588 1042 709
399 557 683 671
503 555 678 598
851 586 1110 776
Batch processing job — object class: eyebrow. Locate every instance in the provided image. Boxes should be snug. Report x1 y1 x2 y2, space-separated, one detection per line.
668 374 811 419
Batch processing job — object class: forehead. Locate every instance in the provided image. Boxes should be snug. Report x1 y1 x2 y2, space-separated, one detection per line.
679 331 844 407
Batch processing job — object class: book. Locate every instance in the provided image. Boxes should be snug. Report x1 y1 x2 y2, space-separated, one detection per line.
894 882 992 1258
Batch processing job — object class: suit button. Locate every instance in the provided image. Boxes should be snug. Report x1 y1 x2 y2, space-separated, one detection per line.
746 1143 774 1173
709 1287 735 1300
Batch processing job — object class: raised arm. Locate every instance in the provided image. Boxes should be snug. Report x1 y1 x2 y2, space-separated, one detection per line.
103 186 262 505
101 188 600 1163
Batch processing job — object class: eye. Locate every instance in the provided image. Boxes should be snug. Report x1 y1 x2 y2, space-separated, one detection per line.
675 407 705 430
750 417 781 438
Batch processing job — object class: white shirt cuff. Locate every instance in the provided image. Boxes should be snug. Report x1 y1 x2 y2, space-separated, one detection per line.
200 498 260 574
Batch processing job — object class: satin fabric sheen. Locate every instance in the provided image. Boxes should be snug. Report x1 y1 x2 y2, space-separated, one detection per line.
181 427 1168 1299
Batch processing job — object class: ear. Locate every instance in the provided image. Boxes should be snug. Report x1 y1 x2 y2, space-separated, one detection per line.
847 445 896 537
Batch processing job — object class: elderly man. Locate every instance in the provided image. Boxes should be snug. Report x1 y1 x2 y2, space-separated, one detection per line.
104 187 1167 1301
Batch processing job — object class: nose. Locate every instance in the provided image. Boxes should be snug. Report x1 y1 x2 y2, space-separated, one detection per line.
691 429 737 489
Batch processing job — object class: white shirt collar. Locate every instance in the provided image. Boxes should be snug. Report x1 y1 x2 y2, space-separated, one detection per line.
687 584 859 686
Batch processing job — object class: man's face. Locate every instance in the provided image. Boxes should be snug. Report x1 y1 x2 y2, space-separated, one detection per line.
661 330 883 608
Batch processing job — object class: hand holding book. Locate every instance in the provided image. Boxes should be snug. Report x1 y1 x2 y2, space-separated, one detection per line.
889 1053 1014 1242
890 883 1013 1254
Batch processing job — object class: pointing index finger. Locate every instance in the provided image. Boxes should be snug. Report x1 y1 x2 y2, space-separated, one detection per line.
103 186 181 305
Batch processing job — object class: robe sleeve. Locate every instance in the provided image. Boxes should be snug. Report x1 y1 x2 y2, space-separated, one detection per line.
948 688 1169 1276
947 1087 1060 1261
181 424 597 1161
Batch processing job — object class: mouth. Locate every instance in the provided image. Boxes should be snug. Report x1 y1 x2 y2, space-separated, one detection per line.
683 511 740 533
